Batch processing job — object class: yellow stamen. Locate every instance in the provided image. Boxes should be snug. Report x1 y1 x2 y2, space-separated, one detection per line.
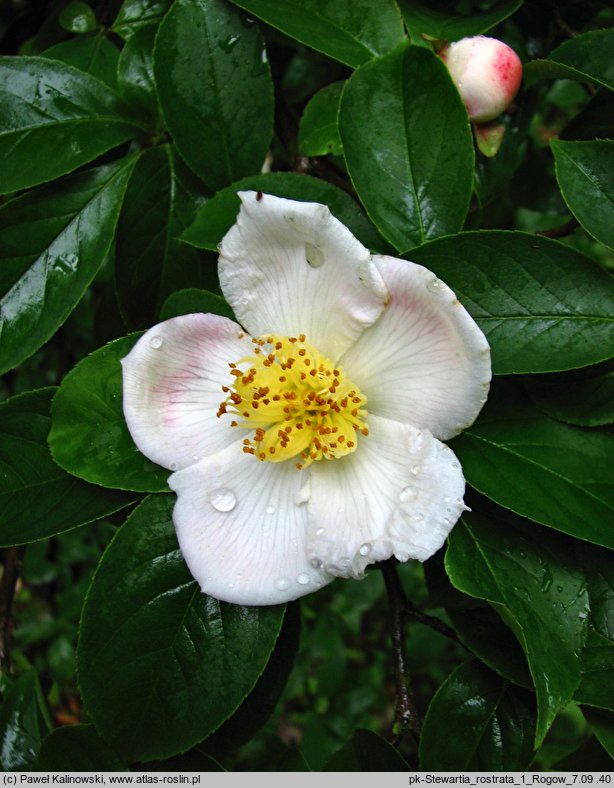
217 335 368 468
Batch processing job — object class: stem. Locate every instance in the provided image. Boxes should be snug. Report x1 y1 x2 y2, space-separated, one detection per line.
381 559 421 746
0 546 24 674
536 218 579 238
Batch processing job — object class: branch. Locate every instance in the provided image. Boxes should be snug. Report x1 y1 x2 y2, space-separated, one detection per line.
381 559 421 746
0 546 24 674
536 218 579 238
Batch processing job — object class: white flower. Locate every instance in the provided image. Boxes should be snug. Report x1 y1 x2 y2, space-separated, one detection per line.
122 193 491 606
441 36 522 124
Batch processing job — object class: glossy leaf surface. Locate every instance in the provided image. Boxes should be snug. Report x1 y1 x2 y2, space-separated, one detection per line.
339 44 474 251
36 725 126 771
398 0 522 42
298 81 344 157
0 671 49 770
0 57 138 194
325 729 410 771
154 0 274 191
552 140 614 251
0 389 134 547
181 171 389 253
49 334 169 492
574 629 614 712
114 145 212 329
78 495 286 762
419 660 535 770
59 2 97 34
117 24 159 125
446 512 589 744
113 0 171 39
0 158 137 376
525 30 614 90
452 384 614 549
43 34 120 89
410 232 614 374
527 361 614 427
228 0 405 68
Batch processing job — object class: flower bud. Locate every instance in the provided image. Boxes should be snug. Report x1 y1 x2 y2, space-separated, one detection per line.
441 36 522 124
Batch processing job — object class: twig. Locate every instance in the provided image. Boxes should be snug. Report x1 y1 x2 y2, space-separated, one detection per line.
381 559 421 746
402 601 463 645
536 218 579 238
0 546 24 674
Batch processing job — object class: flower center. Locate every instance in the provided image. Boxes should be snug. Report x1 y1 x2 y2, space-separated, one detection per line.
217 334 368 468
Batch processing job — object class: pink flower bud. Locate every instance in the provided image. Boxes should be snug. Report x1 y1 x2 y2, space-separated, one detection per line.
441 36 522 124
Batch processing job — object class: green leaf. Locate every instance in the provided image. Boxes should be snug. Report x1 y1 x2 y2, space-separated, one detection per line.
298 81 344 157
324 729 410 771
339 44 474 251
78 494 286 762
583 708 614 759
203 602 300 755
409 231 614 374
452 382 614 550
43 34 120 89
574 629 614 712
159 289 234 322
49 334 168 492
114 145 214 329
227 0 405 68
560 90 614 142
447 607 532 689
35 724 126 771
551 139 614 251
397 0 522 42
0 671 50 770
117 24 159 125
524 30 614 90
0 57 139 194
0 389 135 547
527 361 614 427
446 512 589 744
59 2 97 34
180 171 390 254
0 157 138 376
113 0 171 39
419 660 536 770
154 0 274 191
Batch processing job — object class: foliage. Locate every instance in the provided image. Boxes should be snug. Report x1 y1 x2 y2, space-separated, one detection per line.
1 0 613 772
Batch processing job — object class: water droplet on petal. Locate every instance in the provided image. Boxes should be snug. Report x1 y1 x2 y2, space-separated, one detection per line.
412 513 424 522
427 276 443 293
274 576 291 591
150 336 163 349
209 488 236 512
359 543 370 556
305 242 324 268
451 461 461 470
169 462 178 471
297 573 310 585
316 527 325 536
192 454 200 462
400 486 418 502
410 464 420 475
265 504 275 515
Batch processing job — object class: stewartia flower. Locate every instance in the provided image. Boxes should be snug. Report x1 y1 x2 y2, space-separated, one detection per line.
122 193 491 606
441 36 522 123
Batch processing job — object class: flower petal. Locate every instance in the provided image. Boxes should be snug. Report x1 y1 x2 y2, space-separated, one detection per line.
122 314 253 471
339 256 491 440
169 444 333 605
307 415 466 577
219 191 387 361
